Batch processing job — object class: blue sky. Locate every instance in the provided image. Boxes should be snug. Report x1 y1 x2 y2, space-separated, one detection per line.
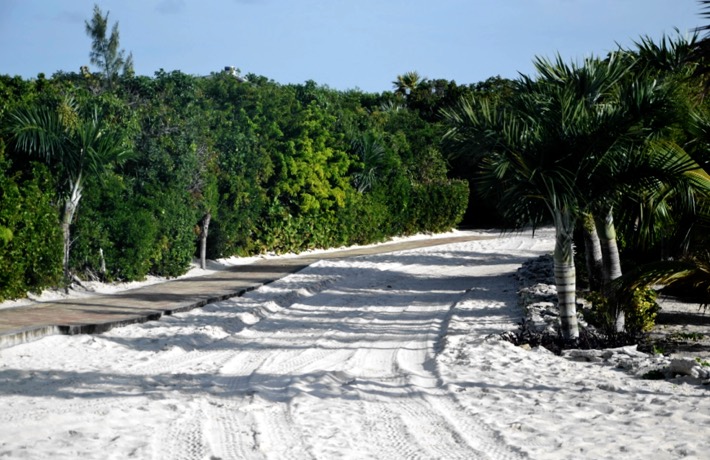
0 0 704 93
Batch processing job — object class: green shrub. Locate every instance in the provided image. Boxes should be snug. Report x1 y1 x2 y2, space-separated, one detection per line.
71 176 158 281
624 287 659 335
0 157 62 300
583 287 659 336
106 205 158 280
410 180 469 233
147 190 197 277
582 290 616 334
72 175 196 281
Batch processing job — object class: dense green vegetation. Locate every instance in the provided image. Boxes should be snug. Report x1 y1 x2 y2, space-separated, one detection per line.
3 2 710 351
444 32 710 340
0 69 474 301
0 3 479 301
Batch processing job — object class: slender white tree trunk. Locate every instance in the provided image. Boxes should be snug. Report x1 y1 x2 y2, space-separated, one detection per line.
99 248 107 279
596 208 624 332
62 176 83 285
582 212 603 291
200 212 211 270
596 209 622 282
554 210 579 340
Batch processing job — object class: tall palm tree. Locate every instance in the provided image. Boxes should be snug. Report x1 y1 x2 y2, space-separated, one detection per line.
5 98 131 283
575 30 710 332
444 52 701 339
443 76 592 340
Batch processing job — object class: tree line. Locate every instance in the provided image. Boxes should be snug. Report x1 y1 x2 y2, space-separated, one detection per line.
3 3 710 349
0 54 482 301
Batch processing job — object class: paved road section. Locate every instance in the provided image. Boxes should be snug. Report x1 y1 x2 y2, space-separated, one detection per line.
0 234 492 349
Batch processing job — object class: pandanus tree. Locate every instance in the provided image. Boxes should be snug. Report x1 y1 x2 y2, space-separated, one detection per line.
5 98 131 283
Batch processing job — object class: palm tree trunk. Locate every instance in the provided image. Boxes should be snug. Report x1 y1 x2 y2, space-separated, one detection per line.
61 177 83 286
199 212 211 270
582 213 603 291
554 210 579 340
596 209 622 282
595 208 624 332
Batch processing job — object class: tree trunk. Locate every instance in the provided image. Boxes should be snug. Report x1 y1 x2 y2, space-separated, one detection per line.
595 208 624 332
99 248 107 279
554 210 579 340
200 212 211 270
62 177 83 287
582 213 603 291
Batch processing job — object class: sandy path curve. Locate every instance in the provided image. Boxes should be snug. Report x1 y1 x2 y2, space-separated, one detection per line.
0 230 554 459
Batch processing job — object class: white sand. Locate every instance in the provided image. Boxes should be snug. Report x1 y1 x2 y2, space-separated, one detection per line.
1 228 709 459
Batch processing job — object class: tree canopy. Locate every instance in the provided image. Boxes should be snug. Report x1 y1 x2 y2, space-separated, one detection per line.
85 4 134 89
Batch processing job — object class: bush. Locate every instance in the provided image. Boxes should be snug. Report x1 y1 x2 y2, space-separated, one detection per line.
223 176 469 257
72 176 196 281
71 176 158 281
146 190 197 278
105 204 159 280
0 157 62 300
410 180 469 233
583 287 659 337
624 287 660 335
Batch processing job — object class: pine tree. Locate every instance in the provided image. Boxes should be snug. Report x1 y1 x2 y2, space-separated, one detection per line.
85 4 134 89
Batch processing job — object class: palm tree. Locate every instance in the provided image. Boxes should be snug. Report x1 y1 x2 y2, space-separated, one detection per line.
350 131 390 193
582 212 603 291
569 30 710 333
444 52 701 339
5 98 131 283
597 138 710 328
443 73 593 340
576 63 676 327
393 71 424 97
528 51 710 331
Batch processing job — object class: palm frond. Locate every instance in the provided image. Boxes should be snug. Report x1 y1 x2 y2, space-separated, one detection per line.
615 254 710 307
695 0 710 37
634 31 697 75
349 131 389 193
6 106 65 162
